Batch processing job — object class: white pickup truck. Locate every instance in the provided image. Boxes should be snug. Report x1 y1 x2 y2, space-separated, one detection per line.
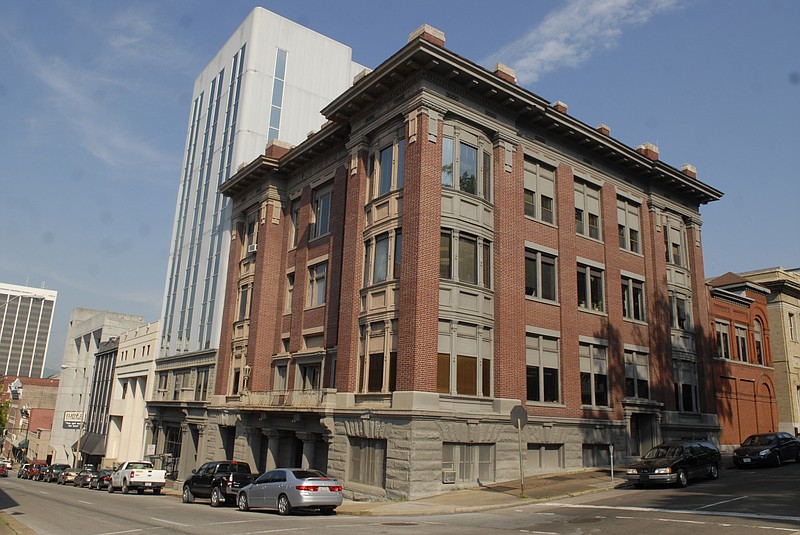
108 461 167 495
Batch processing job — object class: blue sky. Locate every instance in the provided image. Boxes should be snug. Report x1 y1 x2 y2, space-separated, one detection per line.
1 0 798 374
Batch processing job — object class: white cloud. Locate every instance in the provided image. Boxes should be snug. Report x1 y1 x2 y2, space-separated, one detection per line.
482 0 683 84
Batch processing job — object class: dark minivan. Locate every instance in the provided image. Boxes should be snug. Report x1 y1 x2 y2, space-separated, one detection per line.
626 440 721 488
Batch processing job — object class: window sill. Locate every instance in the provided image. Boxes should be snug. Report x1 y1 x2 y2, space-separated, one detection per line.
526 401 566 408
304 304 326 311
578 307 607 317
525 295 559 306
523 214 558 229
620 247 644 258
623 317 648 326
581 404 613 412
308 233 331 244
576 233 604 245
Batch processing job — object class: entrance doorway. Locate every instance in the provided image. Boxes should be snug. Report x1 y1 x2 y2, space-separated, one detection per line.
630 413 656 457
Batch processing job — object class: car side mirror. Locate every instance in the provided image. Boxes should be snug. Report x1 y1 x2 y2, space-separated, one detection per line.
191 469 197 474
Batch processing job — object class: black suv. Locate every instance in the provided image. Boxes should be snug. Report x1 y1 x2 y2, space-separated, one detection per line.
626 440 721 488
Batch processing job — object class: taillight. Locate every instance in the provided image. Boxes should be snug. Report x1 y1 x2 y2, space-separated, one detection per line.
296 485 319 492
130 470 136 478
228 474 234 483
329 485 343 492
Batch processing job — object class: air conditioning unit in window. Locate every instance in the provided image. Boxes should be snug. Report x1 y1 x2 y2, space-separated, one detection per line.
442 470 456 484
247 244 257 254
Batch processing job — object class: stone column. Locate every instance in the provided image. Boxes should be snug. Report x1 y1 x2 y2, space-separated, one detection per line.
262 430 282 470
296 432 316 469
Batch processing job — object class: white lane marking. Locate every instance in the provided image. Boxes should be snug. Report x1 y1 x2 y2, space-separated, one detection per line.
229 528 308 535
95 529 163 535
540 502 800 524
149 517 189 527
206 520 262 526
78 500 94 505
695 495 747 510
616 515 800 532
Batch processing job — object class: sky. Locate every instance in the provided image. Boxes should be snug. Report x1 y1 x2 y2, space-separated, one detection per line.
1 0 798 375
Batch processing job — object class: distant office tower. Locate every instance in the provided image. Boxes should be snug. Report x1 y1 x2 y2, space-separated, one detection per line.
0 282 57 378
159 7 364 359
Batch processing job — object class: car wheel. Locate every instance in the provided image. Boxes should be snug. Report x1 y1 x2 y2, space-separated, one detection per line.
633 483 644 489
320 506 336 515
676 469 688 488
152 488 161 495
774 453 782 468
122 480 129 494
210 487 224 507
237 493 250 512
795 449 800 463
708 464 719 480
108 483 114 493
137 488 145 495
182 486 195 503
277 494 292 516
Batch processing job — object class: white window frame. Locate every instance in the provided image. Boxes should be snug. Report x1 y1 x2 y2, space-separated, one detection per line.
580 340 609 407
526 332 560 403
574 180 602 240
310 186 332 239
523 158 556 225
621 274 645 321
307 262 327 308
577 262 605 313
735 324 749 363
617 198 641 253
715 320 731 359
624 347 650 399
525 247 558 302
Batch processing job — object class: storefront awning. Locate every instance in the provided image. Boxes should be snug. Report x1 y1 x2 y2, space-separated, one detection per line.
71 433 106 456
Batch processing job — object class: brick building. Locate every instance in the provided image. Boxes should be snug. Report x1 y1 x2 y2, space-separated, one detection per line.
203 25 722 500
707 273 776 448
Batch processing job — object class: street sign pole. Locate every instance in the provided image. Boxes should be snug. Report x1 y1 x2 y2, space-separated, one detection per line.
517 418 524 497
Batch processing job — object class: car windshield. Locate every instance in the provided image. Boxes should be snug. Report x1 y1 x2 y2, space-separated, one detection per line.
643 445 683 459
291 469 329 480
742 435 776 447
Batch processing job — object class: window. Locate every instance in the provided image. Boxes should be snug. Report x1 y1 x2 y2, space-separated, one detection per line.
307 262 327 307
173 371 190 400
577 263 605 312
526 333 560 403
371 136 405 199
437 322 492 397
360 322 397 393
290 200 300 248
442 443 495 483
735 325 748 362
373 233 389 283
394 230 402 280
285 273 294 313
624 349 649 399
440 230 491 287
575 180 601 240
670 292 691 330
297 361 320 390
311 187 332 239
617 198 641 253
238 284 250 321
523 159 556 224
621 275 645 321
195 367 210 401
664 218 687 267
267 49 287 141
715 320 731 359
274 364 287 390
525 248 557 302
349 437 386 488
580 341 608 406
789 313 798 341
674 359 698 412
754 319 765 365
441 127 492 201
363 230 401 287
244 221 256 256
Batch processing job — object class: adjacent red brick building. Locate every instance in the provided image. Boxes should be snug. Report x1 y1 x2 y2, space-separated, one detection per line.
707 273 777 447
206 25 724 500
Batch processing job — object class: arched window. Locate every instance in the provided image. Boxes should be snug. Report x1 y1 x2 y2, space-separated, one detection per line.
754 318 765 365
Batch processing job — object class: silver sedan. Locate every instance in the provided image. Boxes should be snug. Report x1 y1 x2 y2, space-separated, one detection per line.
237 468 343 515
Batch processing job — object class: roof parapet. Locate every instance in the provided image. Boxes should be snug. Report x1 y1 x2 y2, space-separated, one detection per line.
265 139 292 159
552 101 568 114
408 24 445 47
681 163 697 179
636 142 659 161
596 124 611 136
493 63 517 84
353 67 372 85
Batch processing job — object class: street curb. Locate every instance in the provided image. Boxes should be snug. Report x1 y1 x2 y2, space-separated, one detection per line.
0 512 38 535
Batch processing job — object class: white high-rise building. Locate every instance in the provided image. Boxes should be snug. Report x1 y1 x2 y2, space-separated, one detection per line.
0 282 57 378
159 7 364 359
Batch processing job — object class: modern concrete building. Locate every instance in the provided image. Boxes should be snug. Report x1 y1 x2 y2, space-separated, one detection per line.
706 273 776 448
150 7 364 480
105 321 159 468
204 25 723 500
740 267 800 435
50 308 144 466
0 282 57 378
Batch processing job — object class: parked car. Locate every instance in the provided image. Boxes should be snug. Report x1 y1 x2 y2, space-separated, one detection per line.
182 460 256 506
74 468 97 487
32 464 50 481
626 440 721 488
17 463 30 478
1 459 12 470
89 469 114 490
0 465 7 477
22 462 46 480
108 461 166 494
236 468 343 515
58 467 81 485
43 463 70 483
732 432 800 467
